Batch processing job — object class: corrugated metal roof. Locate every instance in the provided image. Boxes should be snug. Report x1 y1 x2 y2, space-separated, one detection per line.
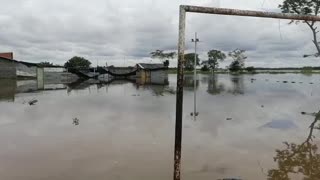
137 63 165 70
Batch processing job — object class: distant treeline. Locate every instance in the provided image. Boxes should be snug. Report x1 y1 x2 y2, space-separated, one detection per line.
253 67 320 70
168 67 320 70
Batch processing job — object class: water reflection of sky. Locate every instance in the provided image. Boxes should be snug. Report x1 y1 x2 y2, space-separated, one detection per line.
0 74 320 180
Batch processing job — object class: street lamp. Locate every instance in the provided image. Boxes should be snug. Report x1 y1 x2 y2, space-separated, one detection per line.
191 32 199 120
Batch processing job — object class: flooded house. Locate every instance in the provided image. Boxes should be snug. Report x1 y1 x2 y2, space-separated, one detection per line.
136 63 168 85
0 53 38 79
0 56 16 79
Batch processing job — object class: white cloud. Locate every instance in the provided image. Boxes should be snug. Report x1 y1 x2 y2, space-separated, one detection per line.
0 0 319 67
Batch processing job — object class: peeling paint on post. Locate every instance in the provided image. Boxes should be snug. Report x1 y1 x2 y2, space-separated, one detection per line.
174 5 320 180
184 5 320 22
174 5 186 180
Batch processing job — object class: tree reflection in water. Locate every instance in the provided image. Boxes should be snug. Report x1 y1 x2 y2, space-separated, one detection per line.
268 110 320 180
207 74 244 95
184 75 199 91
207 75 225 95
229 75 244 95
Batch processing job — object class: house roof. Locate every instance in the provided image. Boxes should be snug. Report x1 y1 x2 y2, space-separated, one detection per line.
137 63 166 70
0 56 38 67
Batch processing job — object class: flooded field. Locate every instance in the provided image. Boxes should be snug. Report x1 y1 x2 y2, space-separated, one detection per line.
0 74 320 180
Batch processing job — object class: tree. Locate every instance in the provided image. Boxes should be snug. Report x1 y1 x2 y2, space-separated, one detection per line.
207 49 226 71
184 53 200 71
279 0 320 57
38 61 54 67
228 49 247 72
64 56 92 68
245 66 256 73
150 50 176 67
201 64 209 71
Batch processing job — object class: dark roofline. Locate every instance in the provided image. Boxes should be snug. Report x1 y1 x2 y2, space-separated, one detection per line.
0 56 39 67
137 63 167 71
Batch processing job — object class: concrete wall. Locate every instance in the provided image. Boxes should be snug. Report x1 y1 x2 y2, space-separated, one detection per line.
0 79 16 102
137 69 168 85
16 63 37 77
44 72 78 84
44 67 65 73
150 70 168 84
0 60 16 79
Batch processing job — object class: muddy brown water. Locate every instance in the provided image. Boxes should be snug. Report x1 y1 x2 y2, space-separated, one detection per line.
0 74 320 180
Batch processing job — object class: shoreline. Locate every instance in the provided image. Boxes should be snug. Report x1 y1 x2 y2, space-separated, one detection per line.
167 70 320 75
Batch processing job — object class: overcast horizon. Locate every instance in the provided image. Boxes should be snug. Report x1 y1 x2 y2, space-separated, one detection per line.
1 0 320 68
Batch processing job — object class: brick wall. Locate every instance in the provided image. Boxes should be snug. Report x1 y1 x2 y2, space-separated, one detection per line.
0 52 13 60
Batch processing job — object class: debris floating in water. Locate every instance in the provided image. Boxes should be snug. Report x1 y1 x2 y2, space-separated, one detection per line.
261 105 264 108
283 81 288 83
226 117 232 121
73 118 79 125
28 99 38 106
190 112 199 117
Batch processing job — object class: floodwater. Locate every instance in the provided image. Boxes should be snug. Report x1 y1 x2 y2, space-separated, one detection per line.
0 74 320 180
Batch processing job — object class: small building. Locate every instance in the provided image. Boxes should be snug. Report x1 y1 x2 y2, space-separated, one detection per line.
0 52 38 79
0 57 17 79
136 63 168 85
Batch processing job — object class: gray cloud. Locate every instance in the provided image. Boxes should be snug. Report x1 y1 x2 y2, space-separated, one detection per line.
0 0 319 67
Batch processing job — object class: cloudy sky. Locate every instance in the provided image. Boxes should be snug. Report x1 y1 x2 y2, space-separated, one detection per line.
0 0 320 67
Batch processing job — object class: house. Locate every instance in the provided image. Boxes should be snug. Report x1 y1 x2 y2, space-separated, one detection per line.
0 52 38 78
136 63 168 85
0 57 17 78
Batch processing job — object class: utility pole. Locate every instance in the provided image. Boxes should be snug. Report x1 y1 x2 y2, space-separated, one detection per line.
191 33 199 120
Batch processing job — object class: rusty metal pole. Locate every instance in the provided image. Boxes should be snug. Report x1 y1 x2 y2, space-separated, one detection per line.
184 5 320 22
174 5 186 180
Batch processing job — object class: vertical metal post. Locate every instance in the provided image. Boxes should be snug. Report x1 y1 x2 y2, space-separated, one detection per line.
192 32 199 121
174 5 186 180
